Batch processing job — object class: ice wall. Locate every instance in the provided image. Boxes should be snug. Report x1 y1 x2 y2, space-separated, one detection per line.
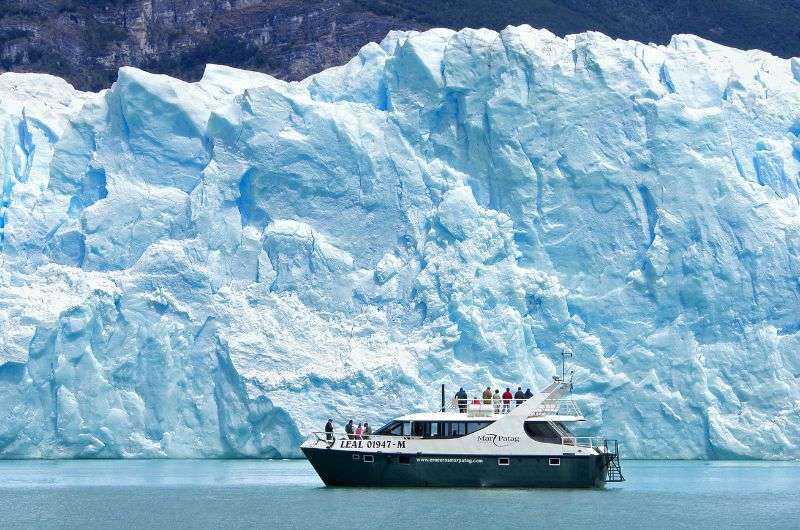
1 26 799 458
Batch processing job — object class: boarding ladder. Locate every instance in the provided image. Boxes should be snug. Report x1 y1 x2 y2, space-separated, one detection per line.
604 439 625 482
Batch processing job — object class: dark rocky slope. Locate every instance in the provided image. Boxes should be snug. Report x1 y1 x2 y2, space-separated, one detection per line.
2 0 799 91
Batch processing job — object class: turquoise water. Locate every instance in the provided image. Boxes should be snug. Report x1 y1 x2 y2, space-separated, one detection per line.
0 460 797 529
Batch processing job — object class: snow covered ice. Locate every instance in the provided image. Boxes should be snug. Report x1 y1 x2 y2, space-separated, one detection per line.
1 26 799 458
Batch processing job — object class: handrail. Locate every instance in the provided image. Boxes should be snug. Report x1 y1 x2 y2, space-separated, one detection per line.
447 397 582 418
309 432 423 443
560 436 608 452
529 399 582 417
448 398 529 417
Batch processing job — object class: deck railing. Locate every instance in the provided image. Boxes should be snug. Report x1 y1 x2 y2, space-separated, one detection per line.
449 398 528 416
308 432 423 445
447 397 582 418
560 436 608 453
529 399 582 417
310 432 612 455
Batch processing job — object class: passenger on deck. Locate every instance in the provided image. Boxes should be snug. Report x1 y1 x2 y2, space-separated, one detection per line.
493 389 501 414
482 387 492 405
363 422 371 439
502 388 512 413
455 387 468 413
325 419 334 444
355 423 364 439
345 420 355 439
524 388 533 400
515 387 525 406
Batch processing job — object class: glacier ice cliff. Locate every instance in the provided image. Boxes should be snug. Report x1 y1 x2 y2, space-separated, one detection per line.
1 26 799 459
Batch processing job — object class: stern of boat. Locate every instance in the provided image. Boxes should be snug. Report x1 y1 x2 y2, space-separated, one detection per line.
561 436 625 485
598 439 625 483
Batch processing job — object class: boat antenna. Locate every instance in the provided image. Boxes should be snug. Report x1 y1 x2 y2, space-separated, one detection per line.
561 347 573 384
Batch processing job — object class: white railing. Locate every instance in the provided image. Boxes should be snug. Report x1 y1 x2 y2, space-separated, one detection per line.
449 397 532 416
445 397 582 418
561 436 608 453
529 399 582 417
307 432 423 446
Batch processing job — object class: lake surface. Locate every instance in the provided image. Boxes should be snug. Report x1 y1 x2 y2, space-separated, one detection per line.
0 460 797 529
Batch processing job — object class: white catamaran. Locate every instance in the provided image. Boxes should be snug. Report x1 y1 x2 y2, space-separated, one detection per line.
301 376 624 488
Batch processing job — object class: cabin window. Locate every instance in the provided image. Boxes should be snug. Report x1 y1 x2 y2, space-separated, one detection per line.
352 454 360 460
549 458 560 466
399 455 411 465
466 422 491 434
387 422 403 435
412 422 425 437
402 422 412 437
524 421 561 443
375 421 403 436
429 422 439 438
411 422 442 438
446 422 466 437
498 457 510 466
363 455 374 463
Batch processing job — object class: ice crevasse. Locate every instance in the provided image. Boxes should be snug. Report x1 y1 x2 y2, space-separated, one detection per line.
1 26 799 458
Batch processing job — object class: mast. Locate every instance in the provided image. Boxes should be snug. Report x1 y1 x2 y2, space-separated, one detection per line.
561 347 574 389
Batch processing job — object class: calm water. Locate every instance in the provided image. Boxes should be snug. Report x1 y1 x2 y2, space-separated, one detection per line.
0 460 797 529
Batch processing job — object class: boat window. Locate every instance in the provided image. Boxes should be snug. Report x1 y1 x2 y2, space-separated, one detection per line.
498 457 510 466
352 454 360 460
412 422 425 437
553 422 573 435
549 458 560 466
466 422 491 434
446 422 466 437
402 422 412 437
524 421 561 443
429 422 439 438
363 455 374 463
376 421 403 436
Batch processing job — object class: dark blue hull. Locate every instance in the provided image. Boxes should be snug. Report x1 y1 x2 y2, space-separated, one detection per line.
302 447 611 488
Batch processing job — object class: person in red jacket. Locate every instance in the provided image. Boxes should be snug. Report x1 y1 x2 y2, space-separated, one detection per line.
502 387 513 413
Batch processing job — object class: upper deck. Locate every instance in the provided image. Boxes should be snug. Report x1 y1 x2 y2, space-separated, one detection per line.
394 397 585 423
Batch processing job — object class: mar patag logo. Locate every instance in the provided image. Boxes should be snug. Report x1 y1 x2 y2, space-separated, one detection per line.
477 433 521 447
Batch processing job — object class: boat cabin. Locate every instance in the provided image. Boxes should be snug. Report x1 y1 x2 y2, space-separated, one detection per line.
374 411 577 442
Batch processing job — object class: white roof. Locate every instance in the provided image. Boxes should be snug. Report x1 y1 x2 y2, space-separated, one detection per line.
395 412 486 422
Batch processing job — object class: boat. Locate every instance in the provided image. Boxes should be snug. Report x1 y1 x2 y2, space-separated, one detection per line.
301 376 624 488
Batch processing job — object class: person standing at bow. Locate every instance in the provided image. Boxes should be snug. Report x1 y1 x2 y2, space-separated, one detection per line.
455 387 468 413
324 418 334 445
482 387 493 405
502 388 513 413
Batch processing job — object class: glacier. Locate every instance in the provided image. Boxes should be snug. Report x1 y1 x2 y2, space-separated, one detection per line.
1 26 799 459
